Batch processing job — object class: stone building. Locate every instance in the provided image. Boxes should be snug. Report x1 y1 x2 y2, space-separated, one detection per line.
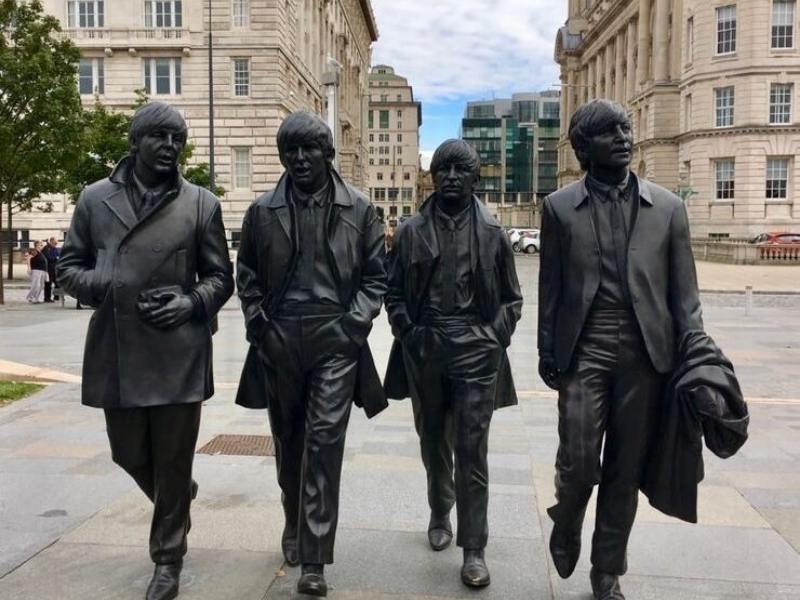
555 0 800 237
365 65 422 225
19 0 378 246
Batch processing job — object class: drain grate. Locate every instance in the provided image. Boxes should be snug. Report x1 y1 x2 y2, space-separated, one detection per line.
197 434 275 457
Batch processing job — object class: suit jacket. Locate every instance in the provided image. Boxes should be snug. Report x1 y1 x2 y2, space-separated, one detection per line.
537 174 703 374
56 157 234 408
235 170 388 418
642 330 748 523
383 194 523 408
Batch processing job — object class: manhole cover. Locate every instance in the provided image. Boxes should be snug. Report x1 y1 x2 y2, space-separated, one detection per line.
197 434 275 456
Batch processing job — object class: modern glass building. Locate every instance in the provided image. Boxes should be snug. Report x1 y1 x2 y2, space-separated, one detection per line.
461 92 560 201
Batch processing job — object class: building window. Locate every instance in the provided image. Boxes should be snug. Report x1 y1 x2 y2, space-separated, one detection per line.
143 58 181 95
368 159 374 165
144 0 182 28
232 0 249 28
377 172 383 181
716 5 737 54
766 157 790 198
379 110 389 129
78 57 104 95
402 205 412 215
67 0 104 28
401 188 412 201
388 188 399 201
715 159 735 200
684 94 692 131
373 188 386 201
686 16 694 63
233 58 250 96
770 83 793 124
380 94 388 102
369 134 374 142
368 110 374 129
397 133 403 142
232 147 251 189
404 172 410 180
396 95 401 102
714 86 734 127
772 0 795 48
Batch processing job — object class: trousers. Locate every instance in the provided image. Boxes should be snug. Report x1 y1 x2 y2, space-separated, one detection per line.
260 313 358 565
548 308 662 575
403 319 502 549
104 402 201 564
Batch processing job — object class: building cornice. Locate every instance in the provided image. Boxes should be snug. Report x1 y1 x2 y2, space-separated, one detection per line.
676 124 800 142
358 0 379 42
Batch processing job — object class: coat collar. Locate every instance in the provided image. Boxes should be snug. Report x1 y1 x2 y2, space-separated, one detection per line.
571 173 653 209
266 169 354 209
105 156 186 231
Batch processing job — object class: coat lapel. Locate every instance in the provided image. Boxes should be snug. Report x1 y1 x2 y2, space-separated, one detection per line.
473 197 501 270
572 177 601 256
412 195 440 265
267 173 293 243
102 188 137 231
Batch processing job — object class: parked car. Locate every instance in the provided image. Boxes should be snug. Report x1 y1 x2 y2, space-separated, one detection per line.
749 232 800 245
520 231 541 254
509 228 539 252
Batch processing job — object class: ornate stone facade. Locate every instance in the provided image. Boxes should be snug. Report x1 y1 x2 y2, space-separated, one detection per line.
22 0 377 244
555 0 800 237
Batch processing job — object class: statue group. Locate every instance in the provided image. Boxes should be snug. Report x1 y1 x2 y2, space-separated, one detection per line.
58 99 745 600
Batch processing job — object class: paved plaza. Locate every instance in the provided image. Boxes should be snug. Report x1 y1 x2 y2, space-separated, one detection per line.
1 257 799 599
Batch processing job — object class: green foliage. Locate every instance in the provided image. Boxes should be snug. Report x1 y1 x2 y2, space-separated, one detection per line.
0 0 84 211
0 380 44 406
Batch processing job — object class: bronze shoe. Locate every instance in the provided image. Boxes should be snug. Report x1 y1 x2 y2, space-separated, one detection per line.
590 567 625 599
549 523 581 579
145 560 181 600
427 512 453 551
460 549 490 588
297 564 327 597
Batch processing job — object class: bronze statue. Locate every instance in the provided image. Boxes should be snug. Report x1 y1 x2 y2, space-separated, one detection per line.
384 139 523 588
235 111 387 597
537 99 703 600
57 101 234 600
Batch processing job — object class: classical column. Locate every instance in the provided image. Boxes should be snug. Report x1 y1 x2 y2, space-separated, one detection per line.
587 59 596 102
579 66 588 105
626 20 637 100
560 72 568 137
652 0 671 81
604 43 613 98
614 29 626 101
566 69 576 120
636 0 651 86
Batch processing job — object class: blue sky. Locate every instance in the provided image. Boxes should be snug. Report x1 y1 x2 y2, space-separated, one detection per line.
370 0 568 165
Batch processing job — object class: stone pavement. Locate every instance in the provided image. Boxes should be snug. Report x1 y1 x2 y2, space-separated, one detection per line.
1 257 800 599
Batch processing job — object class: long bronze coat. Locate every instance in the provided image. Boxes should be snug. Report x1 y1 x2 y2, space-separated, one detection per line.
57 158 234 408
383 195 523 408
234 171 388 418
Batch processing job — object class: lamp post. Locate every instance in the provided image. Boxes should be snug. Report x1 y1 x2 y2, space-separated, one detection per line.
207 0 215 190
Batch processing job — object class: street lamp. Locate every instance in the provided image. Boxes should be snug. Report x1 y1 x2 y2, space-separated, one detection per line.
207 0 215 190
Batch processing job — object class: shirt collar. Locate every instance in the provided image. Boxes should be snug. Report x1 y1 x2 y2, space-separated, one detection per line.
434 200 471 231
586 172 630 202
292 178 331 208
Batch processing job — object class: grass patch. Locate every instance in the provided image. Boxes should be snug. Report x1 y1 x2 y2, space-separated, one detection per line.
0 380 45 407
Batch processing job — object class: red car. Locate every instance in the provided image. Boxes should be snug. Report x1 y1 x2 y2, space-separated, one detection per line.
750 232 800 245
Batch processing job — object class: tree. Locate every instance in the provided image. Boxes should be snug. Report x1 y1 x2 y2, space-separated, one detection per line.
0 0 84 302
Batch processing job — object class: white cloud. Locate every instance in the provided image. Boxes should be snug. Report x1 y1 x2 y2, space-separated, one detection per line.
371 0 567 103
419 150 433 170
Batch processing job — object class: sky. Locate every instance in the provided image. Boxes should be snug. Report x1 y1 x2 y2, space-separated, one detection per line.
370 0 568 167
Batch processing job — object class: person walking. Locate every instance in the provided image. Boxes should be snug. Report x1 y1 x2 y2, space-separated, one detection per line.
42 237 60 302
26 241 48 303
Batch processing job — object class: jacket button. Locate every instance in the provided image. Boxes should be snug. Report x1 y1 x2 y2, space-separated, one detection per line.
153 244 162 252
115 280 123 288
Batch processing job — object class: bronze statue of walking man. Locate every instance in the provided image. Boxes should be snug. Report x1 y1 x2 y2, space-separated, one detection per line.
57 101 234 600
235 112 387 597
538 99 703 599
384 139 523 588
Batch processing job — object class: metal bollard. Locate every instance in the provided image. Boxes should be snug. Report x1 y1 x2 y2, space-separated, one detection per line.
745 285 753 316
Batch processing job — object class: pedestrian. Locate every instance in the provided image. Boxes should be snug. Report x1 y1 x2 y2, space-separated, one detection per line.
235 111 387 597
26 241 48 303
537 99 704 600
383 139 523 588
41 237 60 302
57 101 234 600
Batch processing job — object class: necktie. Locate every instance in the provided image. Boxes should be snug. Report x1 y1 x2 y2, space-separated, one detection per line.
607 187 631 301
299 196 315 290
441 219 457 314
